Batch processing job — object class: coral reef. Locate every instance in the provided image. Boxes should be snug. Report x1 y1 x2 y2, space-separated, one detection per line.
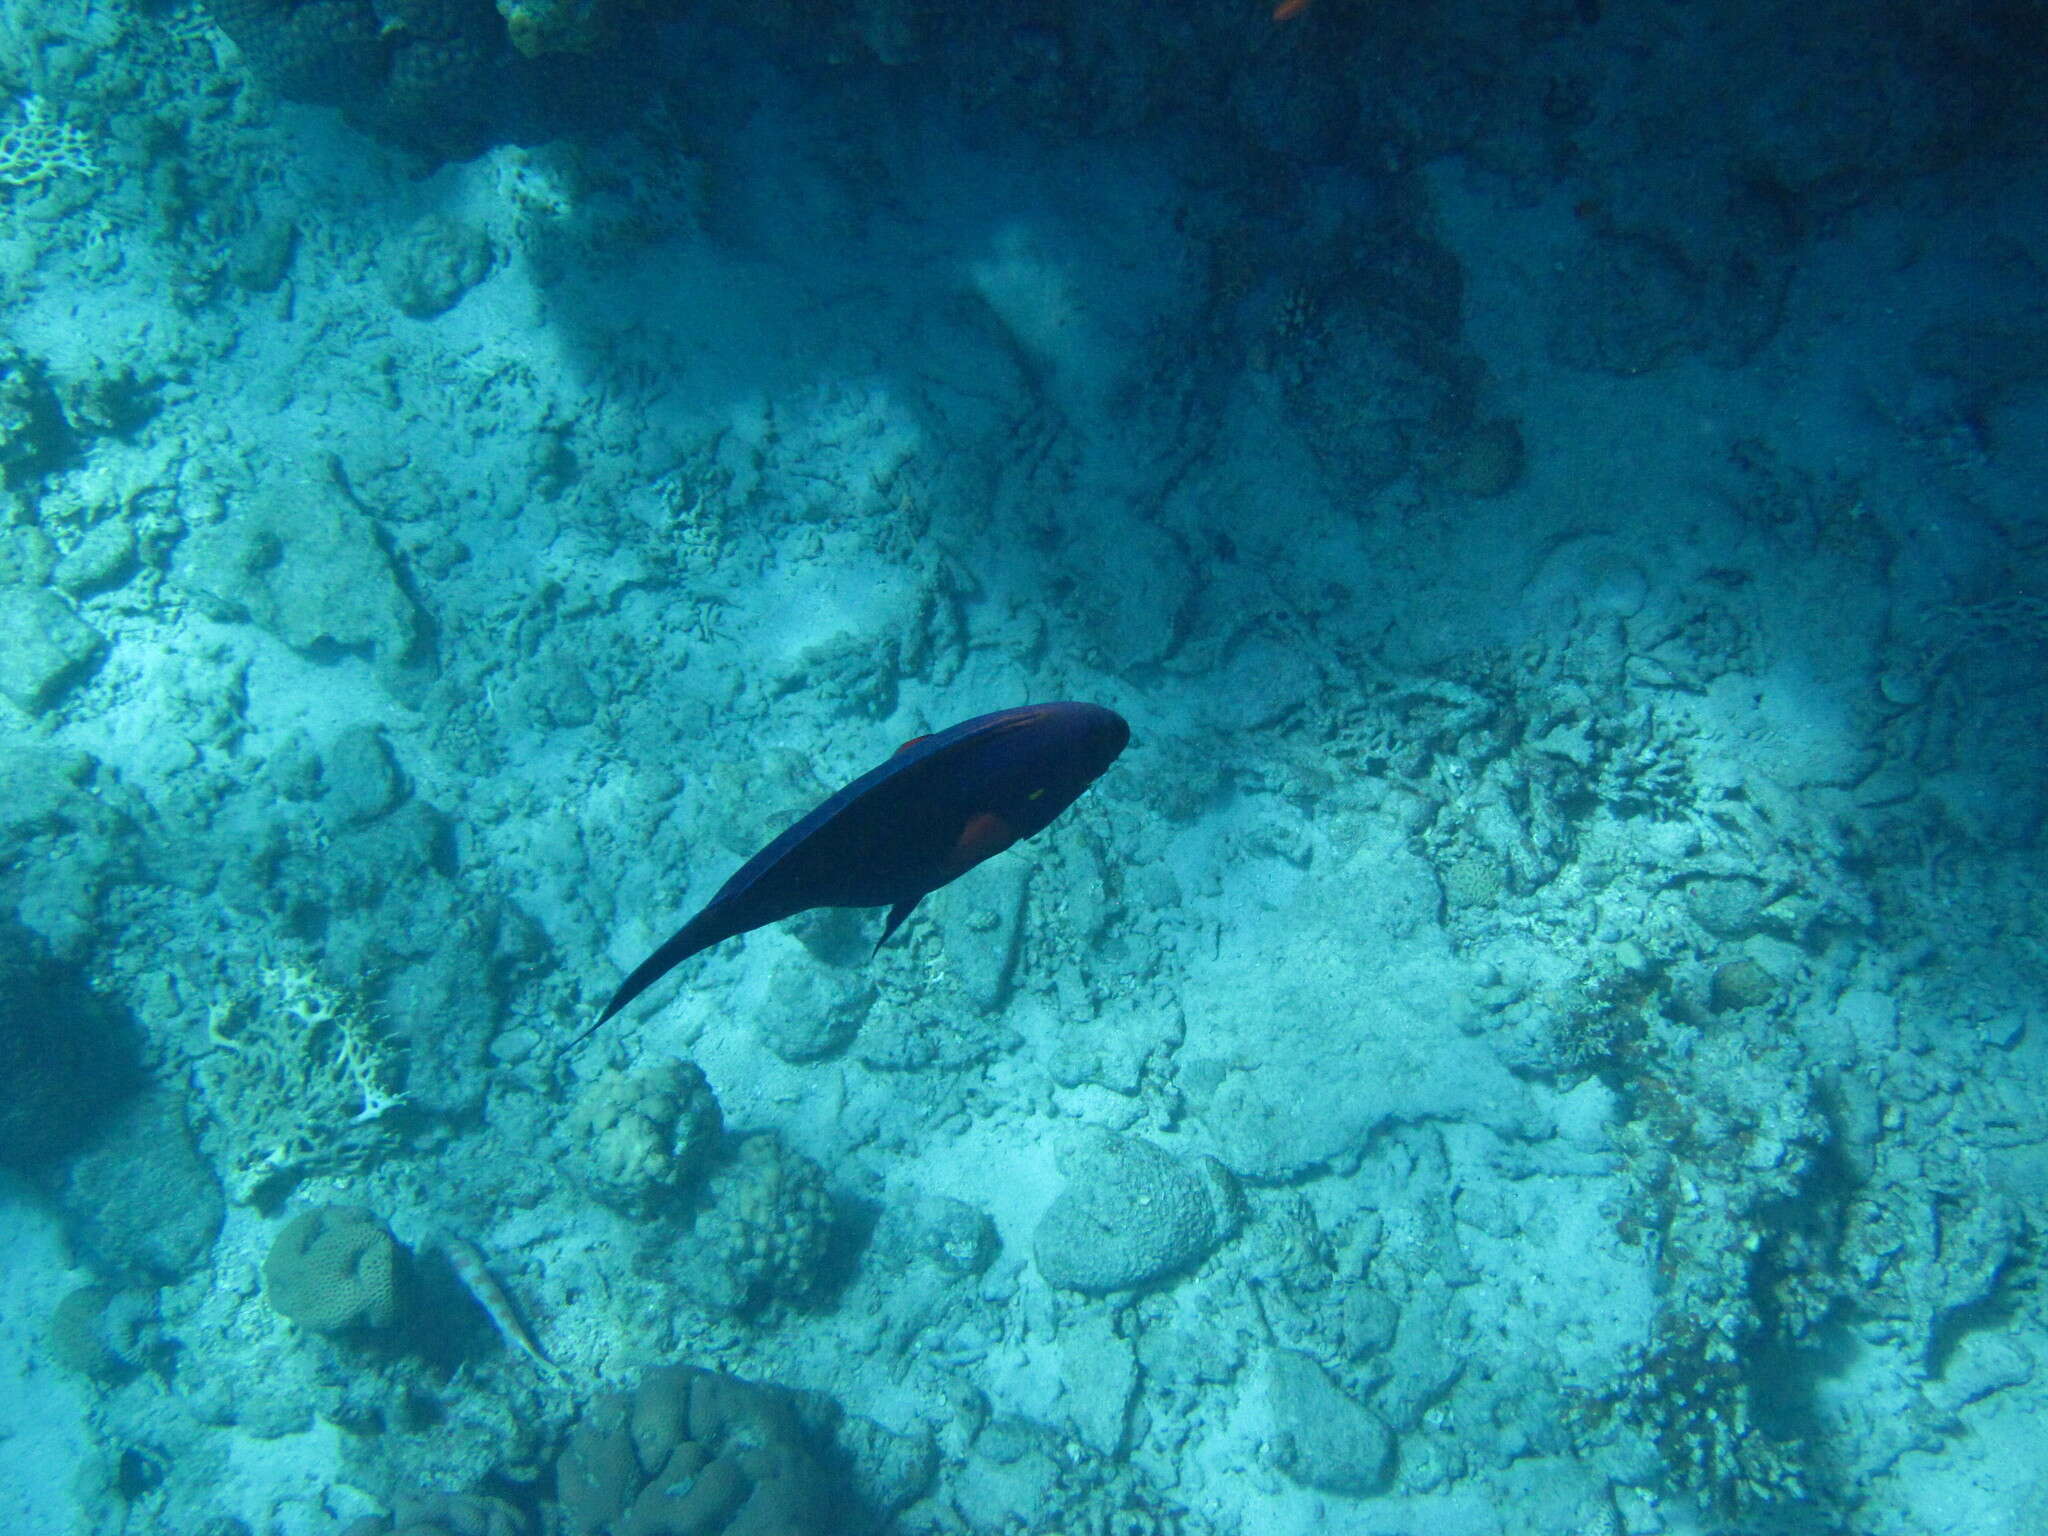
170 473 424 691
341 1491 528 1536
1264 1348 1396 1496
1428 415 1525 498
757 960 875 1063
1279 224 1488 499
682 1133 837 1313
46 1284 163 1384
493 0 616 58
264 1204 405 1334
1708 957 1779 1013
555 1364 841 1536
1599 1328 1810 1514
7 0 2043 1530
57 1089 225 1281
1034 1130 1241 1295
382 216 497 319
565 1059 722 1213
198 0 657 163
0 96 96 189
0 918 139 1170
320 727 410 829
0 740 137 961
0 344 73 486
194 962 407 1205
0 585 103 712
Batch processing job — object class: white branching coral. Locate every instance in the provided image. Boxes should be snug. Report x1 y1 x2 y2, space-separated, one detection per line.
0 97 96 189
194 962 408 1205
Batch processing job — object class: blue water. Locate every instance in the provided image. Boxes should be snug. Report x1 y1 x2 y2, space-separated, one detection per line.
2 1 2045 1532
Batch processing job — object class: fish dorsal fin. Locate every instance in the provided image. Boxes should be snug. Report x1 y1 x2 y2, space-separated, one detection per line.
892 733 931 756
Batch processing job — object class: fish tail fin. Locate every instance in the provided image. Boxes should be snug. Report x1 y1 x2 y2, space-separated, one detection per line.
564 1012 608 1050
875 894 923 954
576 913 724 1044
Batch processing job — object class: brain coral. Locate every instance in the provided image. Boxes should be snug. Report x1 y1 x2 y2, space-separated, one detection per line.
264 1205 403 1333
565 1059 721 1213
47 1284 160 1384
1034 1129 1242 1294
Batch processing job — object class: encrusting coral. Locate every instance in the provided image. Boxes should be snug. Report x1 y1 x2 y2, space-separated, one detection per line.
193 962 407 1205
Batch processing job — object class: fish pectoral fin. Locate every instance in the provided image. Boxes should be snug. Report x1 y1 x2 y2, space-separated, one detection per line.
875 895 924 953
952 810 1020 871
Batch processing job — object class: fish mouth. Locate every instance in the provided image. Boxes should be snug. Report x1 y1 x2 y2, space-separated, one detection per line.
1076 717 1131 782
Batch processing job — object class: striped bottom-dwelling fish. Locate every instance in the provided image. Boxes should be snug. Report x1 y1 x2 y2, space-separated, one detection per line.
437 1232 565 1377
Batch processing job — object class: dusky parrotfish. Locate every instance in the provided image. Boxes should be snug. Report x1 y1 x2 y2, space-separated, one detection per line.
590 701 1130 1031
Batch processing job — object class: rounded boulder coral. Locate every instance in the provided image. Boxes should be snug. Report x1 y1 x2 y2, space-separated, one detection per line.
565 1059 722 1213
1033 1129 1241 1295
684 1134 835 1313
557 1364 836 1536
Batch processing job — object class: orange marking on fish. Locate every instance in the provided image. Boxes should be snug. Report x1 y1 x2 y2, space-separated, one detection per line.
953 810 1020 868
1273 0 1313 20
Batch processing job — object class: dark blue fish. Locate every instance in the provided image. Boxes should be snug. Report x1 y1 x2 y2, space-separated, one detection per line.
590 702 1130 1031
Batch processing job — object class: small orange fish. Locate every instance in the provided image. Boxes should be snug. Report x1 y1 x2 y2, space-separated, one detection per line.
1273 0 1312 19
